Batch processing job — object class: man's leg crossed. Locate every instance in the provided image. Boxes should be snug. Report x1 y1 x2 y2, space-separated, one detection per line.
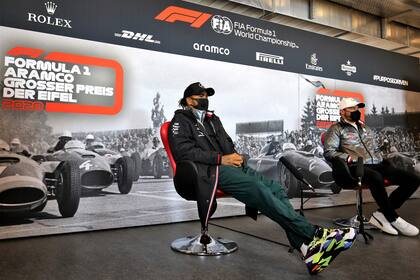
372 163 420 210
218 165 315 249
217 165 357 274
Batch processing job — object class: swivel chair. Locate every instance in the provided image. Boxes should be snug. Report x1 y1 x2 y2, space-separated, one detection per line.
160 122 238 255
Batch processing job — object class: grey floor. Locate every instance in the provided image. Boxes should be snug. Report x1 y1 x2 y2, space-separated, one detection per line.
3 176 418 240
0 200 419 280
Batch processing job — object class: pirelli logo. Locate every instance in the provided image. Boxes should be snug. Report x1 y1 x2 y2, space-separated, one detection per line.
256 52 284 65
155 5 212 28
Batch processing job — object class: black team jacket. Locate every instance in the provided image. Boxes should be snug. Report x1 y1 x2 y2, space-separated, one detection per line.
168 108 257 225
168 109 234 196
169 109 235 166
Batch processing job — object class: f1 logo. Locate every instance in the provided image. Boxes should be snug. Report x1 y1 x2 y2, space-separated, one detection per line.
155 5 212 28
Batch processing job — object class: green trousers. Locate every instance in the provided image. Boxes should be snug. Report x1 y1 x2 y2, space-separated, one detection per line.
218 165 316 249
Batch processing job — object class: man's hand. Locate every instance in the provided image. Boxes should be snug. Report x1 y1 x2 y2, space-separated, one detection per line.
221 153 243 167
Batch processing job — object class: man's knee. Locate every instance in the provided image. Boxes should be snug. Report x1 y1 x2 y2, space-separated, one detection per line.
381 165 420 188
399 171 420 189
235 180 271 202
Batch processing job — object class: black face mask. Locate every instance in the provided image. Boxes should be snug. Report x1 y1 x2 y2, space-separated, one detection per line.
349 110 361 122
193 98 209 111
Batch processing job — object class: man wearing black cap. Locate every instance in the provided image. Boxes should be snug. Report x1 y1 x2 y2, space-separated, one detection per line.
168 82 357 275
324 98 419 237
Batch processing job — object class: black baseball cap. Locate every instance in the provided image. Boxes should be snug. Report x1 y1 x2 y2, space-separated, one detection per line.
183 82 215 98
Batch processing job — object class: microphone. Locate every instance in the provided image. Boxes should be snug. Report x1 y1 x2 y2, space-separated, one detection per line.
355 157 364 179
280 157 315 191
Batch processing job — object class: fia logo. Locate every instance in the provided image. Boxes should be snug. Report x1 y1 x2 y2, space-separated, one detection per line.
211 15 233 35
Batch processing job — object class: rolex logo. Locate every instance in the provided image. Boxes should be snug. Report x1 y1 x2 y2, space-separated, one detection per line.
28 1 72 28
45 2 57 15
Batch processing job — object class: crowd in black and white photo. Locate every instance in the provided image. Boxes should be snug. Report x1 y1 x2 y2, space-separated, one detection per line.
235 127 324 158
72 129 157 154
375 127 417 154
235 126 419 159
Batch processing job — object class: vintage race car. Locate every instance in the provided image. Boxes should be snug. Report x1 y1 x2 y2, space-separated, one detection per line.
87 142 141 181
247 142 339 198
41 140 134 194
139 147 172 179
0 140 80 217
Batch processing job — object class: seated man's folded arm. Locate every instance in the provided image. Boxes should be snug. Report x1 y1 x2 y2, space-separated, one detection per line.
323 127 350 162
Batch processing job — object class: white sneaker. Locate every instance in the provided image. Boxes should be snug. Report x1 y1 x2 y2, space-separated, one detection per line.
369 211 398 235
391 217 419 237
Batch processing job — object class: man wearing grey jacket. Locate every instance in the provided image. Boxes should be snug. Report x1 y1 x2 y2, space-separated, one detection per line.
324 98 419 236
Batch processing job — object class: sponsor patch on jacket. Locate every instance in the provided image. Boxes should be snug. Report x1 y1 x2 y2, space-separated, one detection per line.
172 122 180 135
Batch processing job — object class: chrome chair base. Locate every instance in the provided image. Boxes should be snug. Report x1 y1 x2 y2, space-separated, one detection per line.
171 234 238 256
334 215 376 230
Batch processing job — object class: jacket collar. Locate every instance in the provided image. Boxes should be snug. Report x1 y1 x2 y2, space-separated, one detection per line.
175 108 215 121
174 108 220 150
339 117 365 129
